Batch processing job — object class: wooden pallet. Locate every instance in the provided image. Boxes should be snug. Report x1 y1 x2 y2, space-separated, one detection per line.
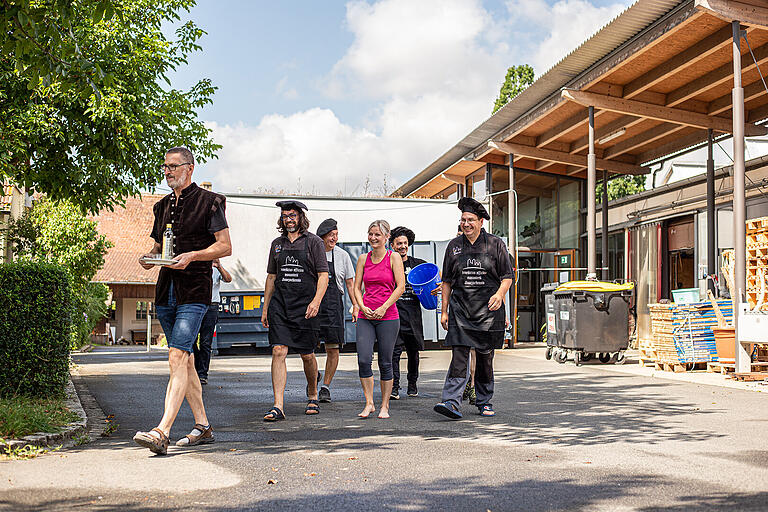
731 372 768 382
654 361 708 373
708 361 768 374
747 216 768 234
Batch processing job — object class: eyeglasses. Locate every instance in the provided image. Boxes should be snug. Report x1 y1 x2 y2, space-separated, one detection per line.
160 163 192 172
281 213 299 220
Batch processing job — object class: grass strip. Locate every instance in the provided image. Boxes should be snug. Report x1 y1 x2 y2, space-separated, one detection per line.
0 396 80 439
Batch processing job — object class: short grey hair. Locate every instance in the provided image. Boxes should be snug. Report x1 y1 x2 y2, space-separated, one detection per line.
368 219 390 239
165 147 195 166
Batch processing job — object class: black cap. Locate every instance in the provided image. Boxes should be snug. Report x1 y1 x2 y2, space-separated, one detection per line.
458 197 490 220
316 218 338 237
276 200 308 211
390 226 415 245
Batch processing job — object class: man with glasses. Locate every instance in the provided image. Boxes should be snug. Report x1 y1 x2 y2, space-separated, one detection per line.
433 197 513 420
133 147 232 455
261 201 329 421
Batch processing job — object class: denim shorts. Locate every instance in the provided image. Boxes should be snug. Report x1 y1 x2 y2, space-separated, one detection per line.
155 283 208 353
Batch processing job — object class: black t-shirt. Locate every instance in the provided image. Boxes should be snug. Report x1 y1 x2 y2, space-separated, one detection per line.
267 232 329 277
150 189 228 243
441 229 513 285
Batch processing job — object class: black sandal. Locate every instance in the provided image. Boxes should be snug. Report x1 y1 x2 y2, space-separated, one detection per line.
305 399 320 415
263 407 285 422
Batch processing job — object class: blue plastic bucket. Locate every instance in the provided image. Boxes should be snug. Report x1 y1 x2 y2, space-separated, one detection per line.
407 263 441 310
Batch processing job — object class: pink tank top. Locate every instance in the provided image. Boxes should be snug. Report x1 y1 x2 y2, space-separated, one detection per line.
359 250 399 320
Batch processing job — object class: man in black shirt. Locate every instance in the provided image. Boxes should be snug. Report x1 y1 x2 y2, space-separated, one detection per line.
261 201 329 421
133 147 232 455
389 226 429 399
434 198 513 420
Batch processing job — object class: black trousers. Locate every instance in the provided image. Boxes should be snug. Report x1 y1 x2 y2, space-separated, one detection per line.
441 346 494 408
392 334 421 392
193 304 218 379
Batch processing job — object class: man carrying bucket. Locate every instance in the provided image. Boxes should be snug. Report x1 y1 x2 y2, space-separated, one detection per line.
433 197 513 419
389 227 439 399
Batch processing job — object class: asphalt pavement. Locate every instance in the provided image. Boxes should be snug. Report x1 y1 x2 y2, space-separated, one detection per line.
2 344 768 511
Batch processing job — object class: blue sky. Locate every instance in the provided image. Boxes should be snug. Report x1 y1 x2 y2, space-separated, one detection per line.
167 0 634 195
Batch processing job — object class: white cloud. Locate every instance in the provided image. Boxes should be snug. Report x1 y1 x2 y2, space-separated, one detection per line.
205 0 633 196
505 0 629 74
275 76 298 100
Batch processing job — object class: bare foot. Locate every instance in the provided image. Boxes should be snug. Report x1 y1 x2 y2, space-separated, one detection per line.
358 404 376 418
378 408 390 419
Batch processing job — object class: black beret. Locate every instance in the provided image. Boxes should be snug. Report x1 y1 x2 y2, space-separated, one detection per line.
316 218 338 237
390 226 415 245
276 200 308 211
458 197 490 220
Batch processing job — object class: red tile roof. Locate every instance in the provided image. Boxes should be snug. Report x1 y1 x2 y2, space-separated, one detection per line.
92 194 166 284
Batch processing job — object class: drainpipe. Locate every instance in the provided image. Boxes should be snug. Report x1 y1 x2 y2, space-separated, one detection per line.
602 169 609 281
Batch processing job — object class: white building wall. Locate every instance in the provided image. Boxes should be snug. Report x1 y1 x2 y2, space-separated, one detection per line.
219 195 459 291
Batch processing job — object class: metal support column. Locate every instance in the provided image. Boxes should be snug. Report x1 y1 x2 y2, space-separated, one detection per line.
602 169 609 281
509 155 518 346
146 302 152 352
587 106 597 279
732 21 750 373
707 129 716 295
485 163 493 233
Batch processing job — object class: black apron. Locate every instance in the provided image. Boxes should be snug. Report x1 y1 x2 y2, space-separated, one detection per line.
318 248 345 344
445 235 505 350
396 256 425 350
268 237 319 352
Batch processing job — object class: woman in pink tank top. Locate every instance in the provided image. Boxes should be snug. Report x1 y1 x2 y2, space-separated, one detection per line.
353 220 405 419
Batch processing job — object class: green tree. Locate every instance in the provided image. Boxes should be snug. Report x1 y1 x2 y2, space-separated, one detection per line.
492 64 534 114
0 0 220 213
598 175 647 203
7 198 112 347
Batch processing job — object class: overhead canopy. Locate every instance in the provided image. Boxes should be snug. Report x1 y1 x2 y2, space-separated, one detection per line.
396 0 768 198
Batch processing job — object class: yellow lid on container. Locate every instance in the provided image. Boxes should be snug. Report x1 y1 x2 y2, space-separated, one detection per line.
555 280 634 293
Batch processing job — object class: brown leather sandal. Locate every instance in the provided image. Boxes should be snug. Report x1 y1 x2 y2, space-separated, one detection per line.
133 428 170 455
175 423 214 447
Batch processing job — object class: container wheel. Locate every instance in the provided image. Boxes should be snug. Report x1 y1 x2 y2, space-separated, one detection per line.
555 349 567 364
614 352 626 365
574 351 582 366
545 347 553 360
581 353 593 362
598 352 612 363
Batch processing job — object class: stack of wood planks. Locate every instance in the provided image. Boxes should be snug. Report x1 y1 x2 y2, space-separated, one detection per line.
647 301 733 371
746 216 768 311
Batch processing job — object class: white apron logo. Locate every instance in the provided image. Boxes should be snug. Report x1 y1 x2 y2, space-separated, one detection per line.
285 255 301 266
466 258 483 268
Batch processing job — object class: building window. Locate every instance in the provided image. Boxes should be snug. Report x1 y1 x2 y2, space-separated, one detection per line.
136 301 153 320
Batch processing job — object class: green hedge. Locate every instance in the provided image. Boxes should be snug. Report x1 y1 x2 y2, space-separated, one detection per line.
0 262 72 397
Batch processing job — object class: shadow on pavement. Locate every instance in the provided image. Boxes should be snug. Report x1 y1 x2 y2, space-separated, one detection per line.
3 475 768 511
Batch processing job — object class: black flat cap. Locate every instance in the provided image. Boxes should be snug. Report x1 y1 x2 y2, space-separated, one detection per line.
390 226 415 245
276 200 308 211
316 218 338 237
458 197 490 220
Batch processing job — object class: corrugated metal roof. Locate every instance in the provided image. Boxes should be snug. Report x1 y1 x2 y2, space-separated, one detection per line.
394 0 687 197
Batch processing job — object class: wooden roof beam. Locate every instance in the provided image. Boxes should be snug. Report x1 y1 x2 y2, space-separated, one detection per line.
623 24 735 99
708 79 768 115
488 140 649 175
569 115 644 155
603 123 687 159
666 37 768 107
696 0 768 29
562 89 768 136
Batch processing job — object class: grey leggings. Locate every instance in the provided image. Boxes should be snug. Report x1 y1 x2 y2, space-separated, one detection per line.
356 318 400 379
